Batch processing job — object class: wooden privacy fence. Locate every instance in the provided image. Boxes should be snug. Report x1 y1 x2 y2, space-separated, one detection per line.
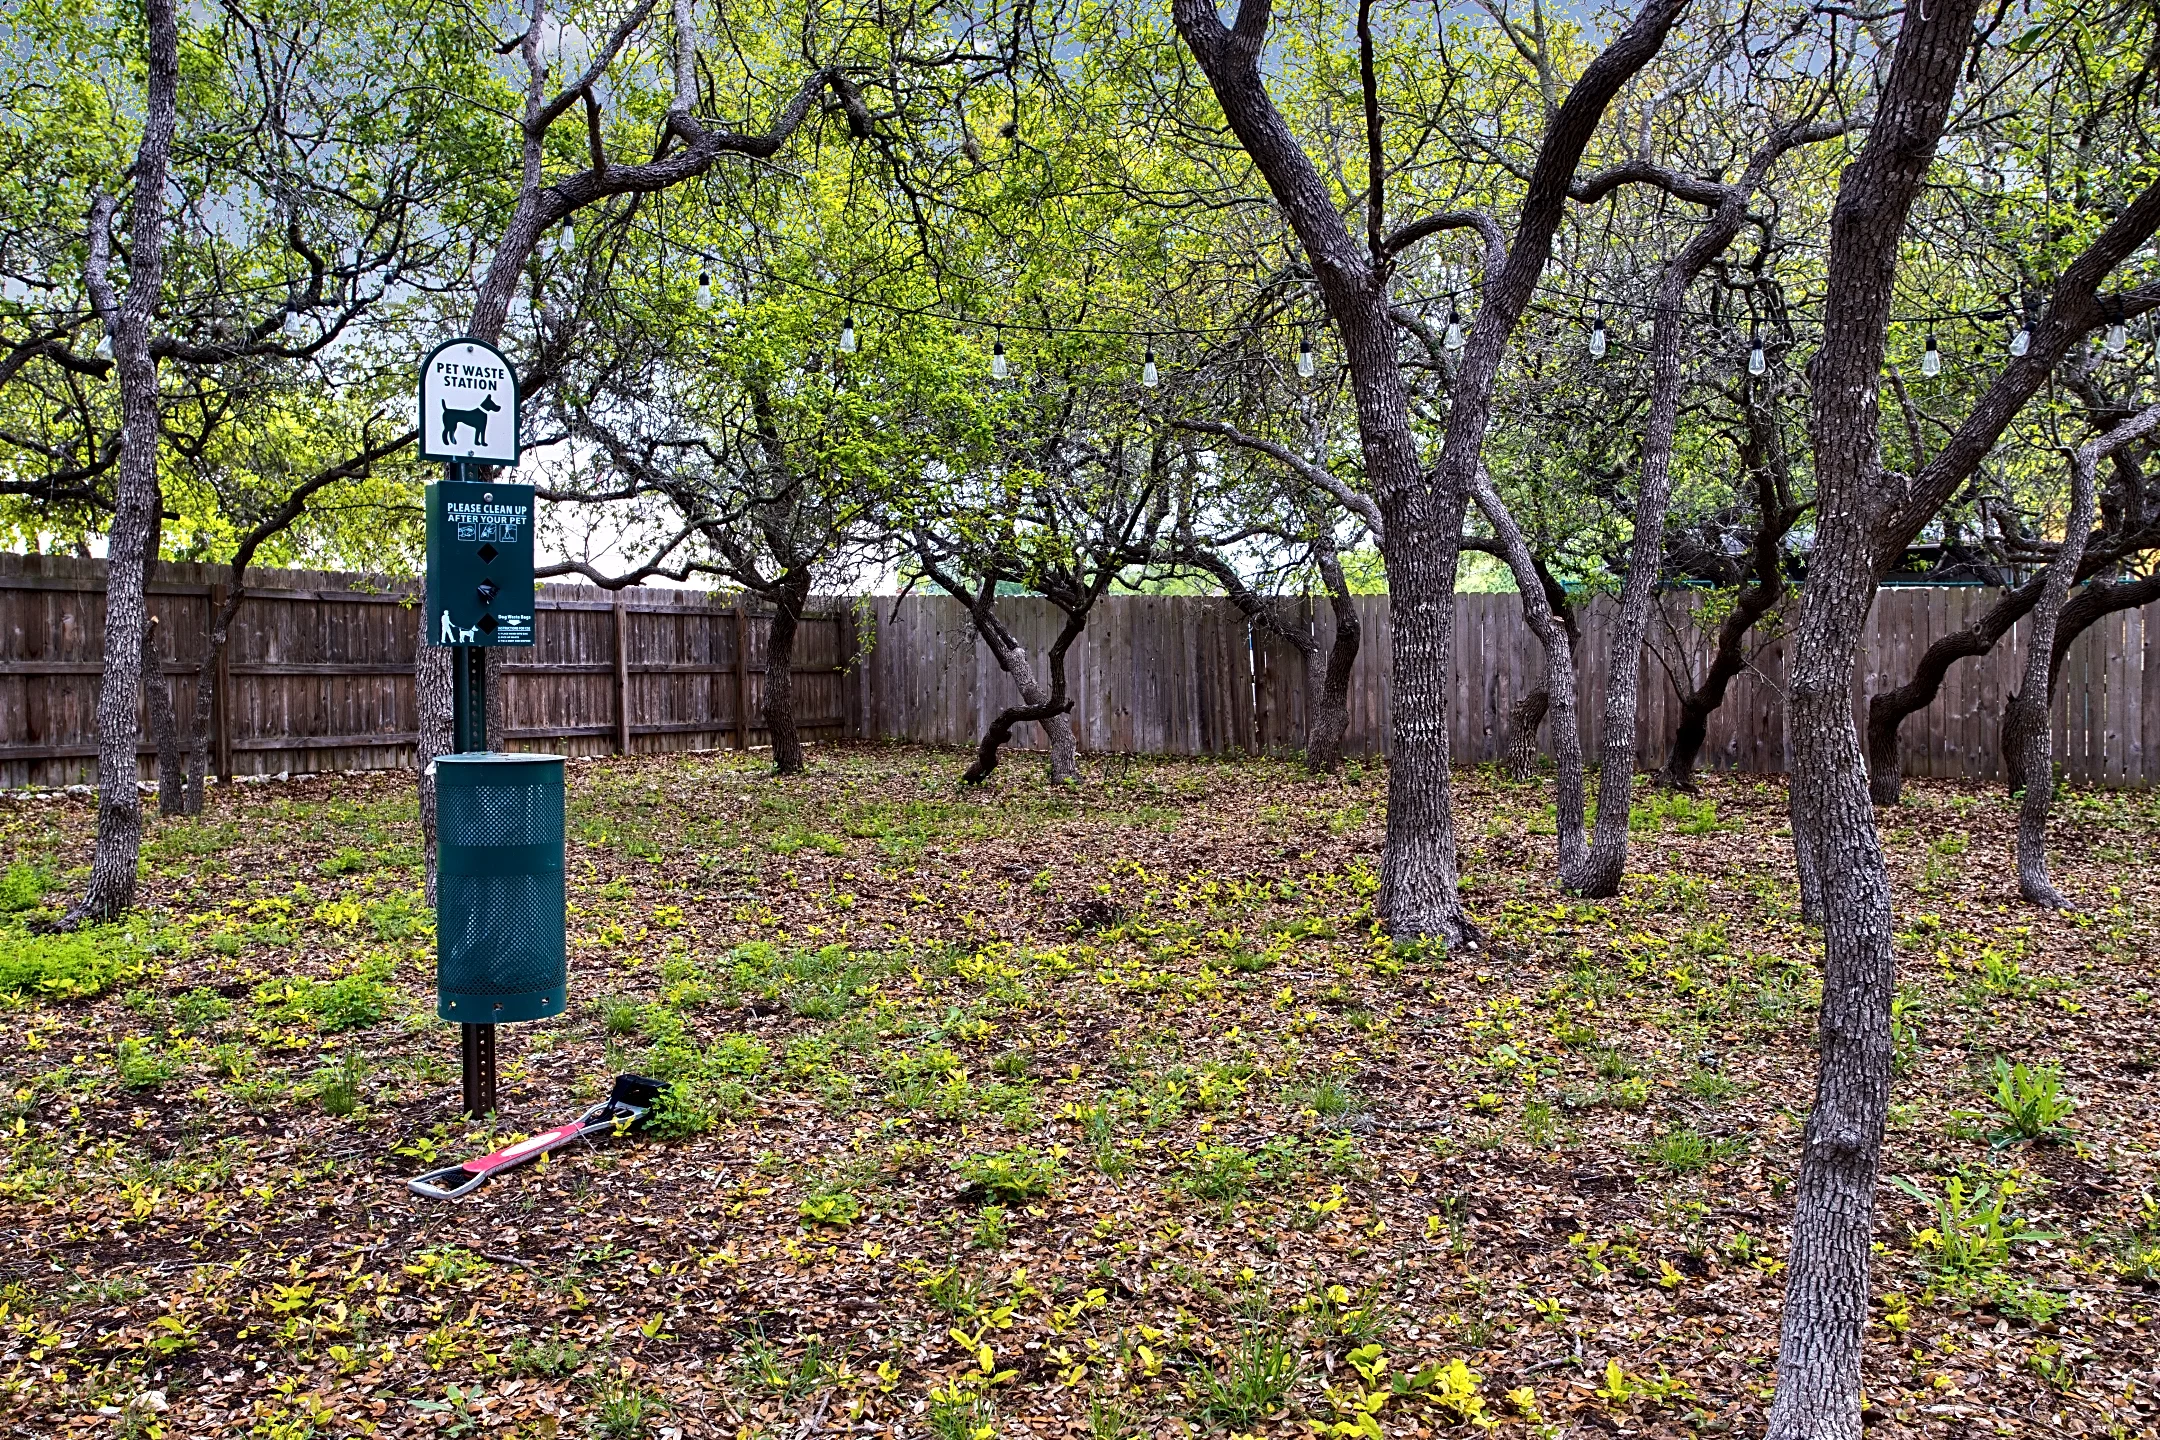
5 552 2157 788
857 589 2159 787
0 553 859 789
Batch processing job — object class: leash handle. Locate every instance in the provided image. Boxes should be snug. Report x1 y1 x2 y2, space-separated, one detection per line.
405 1101 644 1201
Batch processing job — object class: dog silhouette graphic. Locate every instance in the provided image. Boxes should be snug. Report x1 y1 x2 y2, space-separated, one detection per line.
438 611 479 645
440 393 501 447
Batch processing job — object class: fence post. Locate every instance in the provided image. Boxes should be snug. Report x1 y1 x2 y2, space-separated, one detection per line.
734 598 752 751
612 587 631 755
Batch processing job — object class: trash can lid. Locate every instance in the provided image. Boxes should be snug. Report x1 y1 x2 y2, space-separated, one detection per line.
435 752 565 768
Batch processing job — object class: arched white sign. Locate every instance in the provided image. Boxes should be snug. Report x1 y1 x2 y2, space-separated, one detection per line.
419 338 521 464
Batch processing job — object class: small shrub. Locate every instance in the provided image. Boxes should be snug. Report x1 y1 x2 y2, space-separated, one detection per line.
1986 1059 2075 1142
972 1204 1010 1248
1187 1141 1256 1200
956 1144 1062 1203
799 1190 862 1227
114 1038 175 1090
1682 1069 1738 1102
1646 1127 1711 1173
1891 1174 2055 1276
591 1371 665 1440
315 1052 367 1117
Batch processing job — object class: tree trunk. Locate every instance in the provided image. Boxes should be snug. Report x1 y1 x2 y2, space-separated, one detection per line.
1576 174 1761 897
764 569 814 775
1865 575 2039 805
2010 405 2160 906
416 642 454 907
982 628 1080 783
964 603 1089 785
184 587 244 815
1767 3 1982 1434
1656 458 1795 792
1467 475 1588 881
1504 690 1548 780
1304 545 1360 774
70 0 178 926
2001 567 2160 793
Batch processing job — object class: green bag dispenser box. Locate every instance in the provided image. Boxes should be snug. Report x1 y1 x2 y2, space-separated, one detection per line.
435 753 567 1024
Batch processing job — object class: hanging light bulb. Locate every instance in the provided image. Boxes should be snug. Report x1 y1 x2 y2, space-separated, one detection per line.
2009 324 2031 358
696 272 712 309
1297 337 1315 378
94 328 111 359
1444 307 1464 351
991 339 1008 380
1748 332 1766 376
1921 333 1941 378
560 217 575 253
1588 316 1607 360
282 310 302 339
2106 319 2128 356
1141 349 1159 388
839 315 857 354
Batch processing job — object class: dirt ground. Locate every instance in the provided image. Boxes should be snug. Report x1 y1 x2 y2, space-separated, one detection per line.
1 743 2155 1439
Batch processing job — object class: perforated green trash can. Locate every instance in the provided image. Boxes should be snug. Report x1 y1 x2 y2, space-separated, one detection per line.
435 753 567 1024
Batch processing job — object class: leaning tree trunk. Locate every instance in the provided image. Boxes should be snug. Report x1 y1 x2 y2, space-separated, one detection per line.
1503 690 1548 781
2010 551 2088 911
2001 568 2160 793
1467 476 1589 883
965 604 1089 785
2010 403 2160 907
1657 511 1792 792
1303 547 1360 774
1864 575 2040 804
763 570 814 776
986 632 1080 783
71 0 178 925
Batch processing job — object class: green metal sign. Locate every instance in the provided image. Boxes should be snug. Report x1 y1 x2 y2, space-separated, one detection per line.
424 480 536 647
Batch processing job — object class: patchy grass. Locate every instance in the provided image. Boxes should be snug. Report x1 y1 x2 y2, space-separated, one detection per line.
0 746 2155 1439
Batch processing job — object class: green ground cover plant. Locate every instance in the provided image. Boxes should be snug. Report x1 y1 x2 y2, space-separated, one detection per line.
0 747 2153 1437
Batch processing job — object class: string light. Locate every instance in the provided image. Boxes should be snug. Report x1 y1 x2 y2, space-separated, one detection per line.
1922 334 1941 378
839 315 857 354
2106 318 2128 356
991 339 1007 380
1141 349 1159 388
1748 331 1766 376
1444 307 1464 352
1297 337 1315 378
1588 316 1607 360
561 218 575 253
94 329 111 359
2009 323 2030 358
696 273 712 309
282 311 302 339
